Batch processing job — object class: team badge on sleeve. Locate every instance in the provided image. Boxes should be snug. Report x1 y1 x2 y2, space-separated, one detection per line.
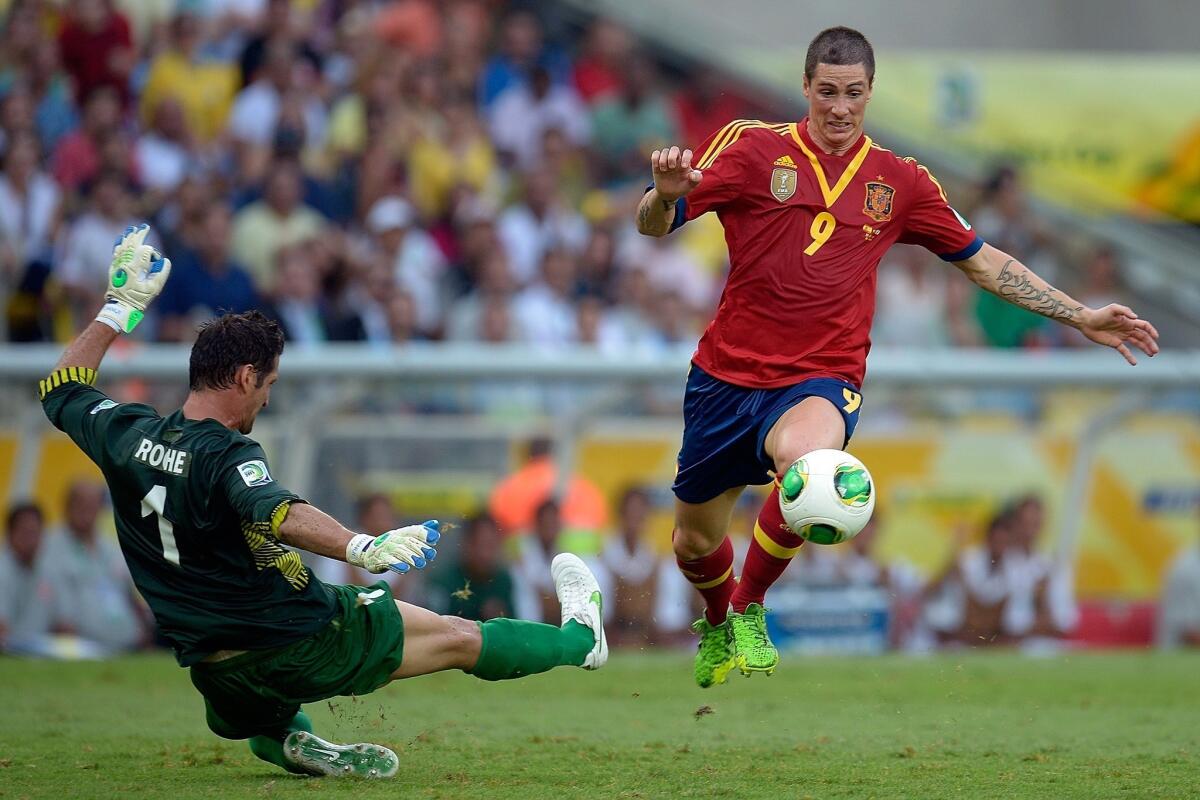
864 181 895 222
237 460 273 487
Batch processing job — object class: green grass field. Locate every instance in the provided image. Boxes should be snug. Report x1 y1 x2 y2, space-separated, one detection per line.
0 651 1196 799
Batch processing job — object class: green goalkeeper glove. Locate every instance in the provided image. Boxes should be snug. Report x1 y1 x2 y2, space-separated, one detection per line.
96 223 172 334
346 520 441 574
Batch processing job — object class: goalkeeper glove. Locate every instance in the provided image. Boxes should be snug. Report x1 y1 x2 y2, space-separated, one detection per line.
346 520 441 574
96 223 172 334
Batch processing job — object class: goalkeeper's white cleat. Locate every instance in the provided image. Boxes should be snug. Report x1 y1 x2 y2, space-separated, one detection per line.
283 731 399 779
551 553 608 670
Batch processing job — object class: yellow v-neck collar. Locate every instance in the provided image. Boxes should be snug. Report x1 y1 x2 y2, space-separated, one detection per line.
789 121 873 209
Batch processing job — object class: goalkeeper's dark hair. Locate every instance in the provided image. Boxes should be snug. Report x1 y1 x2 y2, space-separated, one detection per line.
189 310 285 391
805 26 875 85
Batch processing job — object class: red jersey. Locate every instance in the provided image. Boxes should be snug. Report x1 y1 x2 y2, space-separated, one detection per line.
674 118 981 388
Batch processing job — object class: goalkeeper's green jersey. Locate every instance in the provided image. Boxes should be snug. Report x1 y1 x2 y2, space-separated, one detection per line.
39 367 337 666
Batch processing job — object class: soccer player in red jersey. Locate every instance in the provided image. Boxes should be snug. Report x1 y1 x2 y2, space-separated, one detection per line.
635 26 1160 687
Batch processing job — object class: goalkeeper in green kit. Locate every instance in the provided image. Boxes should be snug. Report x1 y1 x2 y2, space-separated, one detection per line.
40 225 607 779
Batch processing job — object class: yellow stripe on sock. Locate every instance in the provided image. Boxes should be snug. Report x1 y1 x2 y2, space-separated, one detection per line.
753 522 803 560
690 565 733 590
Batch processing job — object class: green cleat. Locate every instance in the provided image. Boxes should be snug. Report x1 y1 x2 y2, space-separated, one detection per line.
691 617 736 688
283 731 399 778
730 603 779 676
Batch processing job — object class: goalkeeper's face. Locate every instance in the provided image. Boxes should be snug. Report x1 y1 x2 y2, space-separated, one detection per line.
238 363 279 434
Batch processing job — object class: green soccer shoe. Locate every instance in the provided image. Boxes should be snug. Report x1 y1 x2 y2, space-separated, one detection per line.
283 731 399 778
730 603 779 676
691 617 736 688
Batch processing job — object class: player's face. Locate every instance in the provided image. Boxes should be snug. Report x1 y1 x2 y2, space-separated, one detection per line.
802 63 872 151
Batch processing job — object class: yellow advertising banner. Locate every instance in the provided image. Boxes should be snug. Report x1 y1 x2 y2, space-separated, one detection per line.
743 51 1200 220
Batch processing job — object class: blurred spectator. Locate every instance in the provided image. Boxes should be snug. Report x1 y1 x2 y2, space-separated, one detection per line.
156 203 259 341
445 249 516 342
57 0 135 107
513 247 578 346
407 99 497 220
372 0 443 61
1 131 61 341
366 196 447 335
924 500 1076 647
589 55 677 181
497 170 587 285
970 167 1059 349
0 501 53 653
874 245 976 347
139 12 238 143
262 243 362 344
41 481 143 652
50 85 124 192
228 37 326 152
673 69 749 149
55 170 139 327
487 437 608 541
478 10 570 108
575 293 627 354
1158 529 1200 649
514 498 565 623
238 0 322 88
230 159 327 289
134 97 195 195
595 486 694 645
571 19 631 104
427 513 516 621
26 40 79 154
489 66 589 171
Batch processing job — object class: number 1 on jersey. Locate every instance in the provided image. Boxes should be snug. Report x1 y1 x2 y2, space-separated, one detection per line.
141 484 180 566
805 211 836 256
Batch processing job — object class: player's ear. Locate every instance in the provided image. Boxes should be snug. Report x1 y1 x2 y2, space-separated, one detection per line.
234 364 256 394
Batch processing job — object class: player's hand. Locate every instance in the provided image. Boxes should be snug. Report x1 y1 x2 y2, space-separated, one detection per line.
96 223 172 334
651 146 702 202
1078 304 1160 365
346 520 441 575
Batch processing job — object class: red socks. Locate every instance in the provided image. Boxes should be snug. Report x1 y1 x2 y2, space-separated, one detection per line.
730 485 803 613
675 535 737 626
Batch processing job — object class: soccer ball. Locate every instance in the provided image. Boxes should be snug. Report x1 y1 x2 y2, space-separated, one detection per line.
777 449 875 545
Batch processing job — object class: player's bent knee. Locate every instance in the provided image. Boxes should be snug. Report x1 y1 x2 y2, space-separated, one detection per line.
441 615 483 669
672 525 722 561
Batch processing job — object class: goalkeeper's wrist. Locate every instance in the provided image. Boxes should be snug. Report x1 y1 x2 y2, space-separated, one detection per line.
95 298 146 334
346 533 375 567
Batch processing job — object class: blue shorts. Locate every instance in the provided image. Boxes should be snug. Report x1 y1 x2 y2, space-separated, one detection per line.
672 365 863 505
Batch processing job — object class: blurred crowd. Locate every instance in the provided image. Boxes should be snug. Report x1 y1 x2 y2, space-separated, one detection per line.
0 0 1136 354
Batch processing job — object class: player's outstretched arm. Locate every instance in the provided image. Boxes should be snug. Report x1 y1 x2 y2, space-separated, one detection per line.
53 223 172 372
953 243 1160 365
277 503 440 575
636 146 702 237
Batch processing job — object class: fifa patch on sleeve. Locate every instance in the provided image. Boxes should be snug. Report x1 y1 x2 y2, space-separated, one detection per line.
237 460 274 487
90 399 119 415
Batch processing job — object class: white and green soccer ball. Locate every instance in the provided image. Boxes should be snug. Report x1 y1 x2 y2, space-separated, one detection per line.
777 449 875 545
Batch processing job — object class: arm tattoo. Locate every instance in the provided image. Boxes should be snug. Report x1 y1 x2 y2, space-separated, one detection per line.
995 259 1083 324
637 199 650 229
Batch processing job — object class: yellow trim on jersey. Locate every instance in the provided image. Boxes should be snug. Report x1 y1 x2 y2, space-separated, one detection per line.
696 120 791 170
753 522 804 560
38 366 98 400
789 123 874 209
689 565 734 590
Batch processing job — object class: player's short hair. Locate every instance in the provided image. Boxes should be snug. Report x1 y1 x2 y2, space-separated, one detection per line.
805 26 875 85
189 310 285 392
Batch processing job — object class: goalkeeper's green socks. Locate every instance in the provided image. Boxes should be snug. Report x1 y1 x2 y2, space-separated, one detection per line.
248 712 314 775
470 618 594 681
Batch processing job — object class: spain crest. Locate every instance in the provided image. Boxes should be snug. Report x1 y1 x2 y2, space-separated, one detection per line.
770 167 797 203
863 181 895 222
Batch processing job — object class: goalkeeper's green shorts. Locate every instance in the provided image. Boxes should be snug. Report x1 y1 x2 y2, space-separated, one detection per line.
190 581 405 739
